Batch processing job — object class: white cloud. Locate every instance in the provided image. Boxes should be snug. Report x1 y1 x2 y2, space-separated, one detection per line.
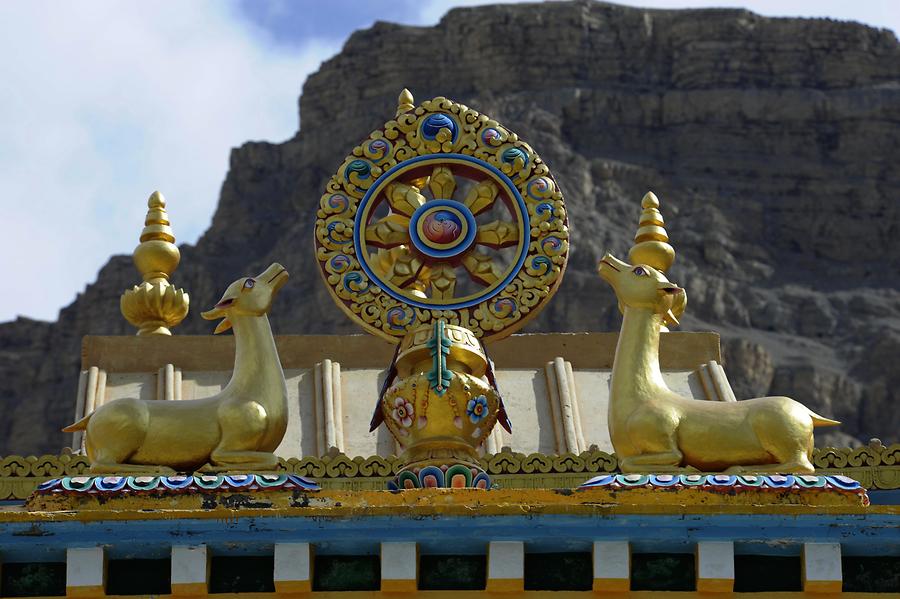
0 1 337 322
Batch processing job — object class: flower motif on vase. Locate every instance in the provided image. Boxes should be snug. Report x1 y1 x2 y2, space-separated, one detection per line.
467 395 489 424
392 397 415 428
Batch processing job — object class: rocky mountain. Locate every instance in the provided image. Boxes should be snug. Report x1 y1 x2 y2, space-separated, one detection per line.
2 0 898 455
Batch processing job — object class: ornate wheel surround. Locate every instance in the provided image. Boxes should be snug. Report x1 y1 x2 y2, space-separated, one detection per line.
315 96 569 342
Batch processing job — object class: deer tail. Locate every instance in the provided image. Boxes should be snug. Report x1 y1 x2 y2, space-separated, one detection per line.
809 410 840 427
62 413 92 433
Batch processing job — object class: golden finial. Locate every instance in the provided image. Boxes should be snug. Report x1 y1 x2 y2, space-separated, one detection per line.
628 191 675 273
120 191 189 335
396 88 414 116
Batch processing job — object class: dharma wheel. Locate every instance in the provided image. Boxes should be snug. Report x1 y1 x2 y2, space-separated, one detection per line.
314 92 569 342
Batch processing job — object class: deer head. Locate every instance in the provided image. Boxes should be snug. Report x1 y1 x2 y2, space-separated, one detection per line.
598 254 686 327
201 263 289 334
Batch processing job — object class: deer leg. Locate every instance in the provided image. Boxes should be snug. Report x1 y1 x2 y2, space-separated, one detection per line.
725 458 814 475
209 401 274 471
618 449 685 473
89 460 175 475
208 450 278 472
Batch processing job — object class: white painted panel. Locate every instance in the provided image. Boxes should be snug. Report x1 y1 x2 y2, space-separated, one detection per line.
104 372 156 402
494 369 555 454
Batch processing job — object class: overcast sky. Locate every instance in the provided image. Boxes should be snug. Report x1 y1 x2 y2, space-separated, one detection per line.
1 1 897 323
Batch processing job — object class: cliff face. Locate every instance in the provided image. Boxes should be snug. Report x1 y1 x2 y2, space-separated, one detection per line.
2 1 898 454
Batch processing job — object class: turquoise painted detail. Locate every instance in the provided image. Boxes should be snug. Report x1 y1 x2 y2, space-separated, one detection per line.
426 320 453 396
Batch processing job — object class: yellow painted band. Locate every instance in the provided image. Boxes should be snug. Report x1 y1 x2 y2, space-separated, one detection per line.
696 577 733 593
273 580 311 593
17 487 877 524
486 578 524 592
803 580 843 593
381 579 418 592
593 577 630 592
66 585 105 597
170 582 208 595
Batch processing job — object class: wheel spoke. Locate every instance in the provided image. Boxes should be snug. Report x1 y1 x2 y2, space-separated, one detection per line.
372 246 425 289
462 251 502 286
429 263 457 299
429 166 456 200
385 182 426 217
464 180 499 215
475 220 518 249
365 214 410 248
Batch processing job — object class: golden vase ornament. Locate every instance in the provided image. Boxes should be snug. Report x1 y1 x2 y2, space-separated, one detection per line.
379 320 502 489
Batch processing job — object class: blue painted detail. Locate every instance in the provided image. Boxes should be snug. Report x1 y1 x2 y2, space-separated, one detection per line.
649 474 680 487
577 474 863 494
580 474 615 487
129 476 160 491
60 477 92 492
224 475 254 488
342 271 369 293
620 474 650 486
256 474 289 488
421 114 458 142
354 154 530 310
473 472 492 489
344 159 371 181
0 513 896 564
408 199 476 259
466 395 489 424
37 473 322 496
195 475 225 489
160 475 193 489
826 475 862 490
680 475 707 486
94 476 127 492
36 479 60 491
535 202 555 218
737 475 765 487
708 474 737 486
501 146 528 167
326 221 351 245
286 474 319 490
764 475 796 488
529 255 552 274
795 475 827 488
418 466 445 488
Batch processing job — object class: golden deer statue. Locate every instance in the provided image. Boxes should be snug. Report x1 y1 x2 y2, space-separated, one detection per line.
599 193 839 474
64 263 290 474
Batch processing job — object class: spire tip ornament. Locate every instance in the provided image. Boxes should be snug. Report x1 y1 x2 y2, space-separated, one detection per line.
120 191 190 335
628 190 675 273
